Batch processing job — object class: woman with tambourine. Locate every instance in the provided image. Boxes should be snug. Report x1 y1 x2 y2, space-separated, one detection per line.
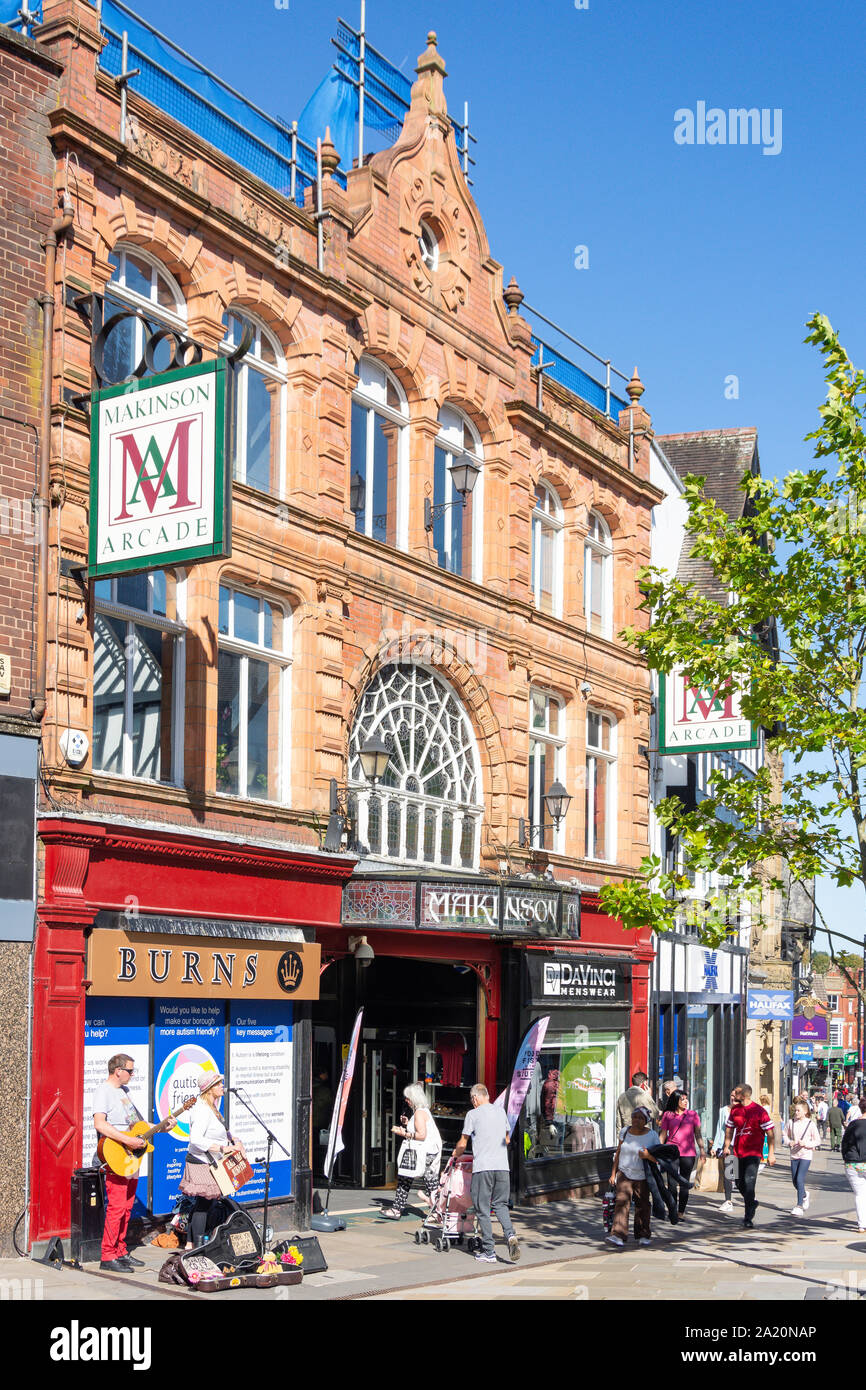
179 1071 247 1249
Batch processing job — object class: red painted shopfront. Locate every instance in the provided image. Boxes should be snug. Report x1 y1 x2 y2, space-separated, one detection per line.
309 872 652 1200
29 817 354 1249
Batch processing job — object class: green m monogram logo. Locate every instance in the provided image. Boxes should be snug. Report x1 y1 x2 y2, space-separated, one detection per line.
114 419 196 521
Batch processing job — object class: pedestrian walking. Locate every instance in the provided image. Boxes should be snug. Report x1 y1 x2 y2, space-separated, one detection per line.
658 1090 706 1219
606 1105 660 1248
723 1084 775 1229
713 1089 738 1214
841 1096 866 1233
781 1098 821 1216
828 1100 845 1151
815 1095 829 1140
758 1091 774 1168
381 1084 442 1220
453 1084 520 1264
616 1070 660 1130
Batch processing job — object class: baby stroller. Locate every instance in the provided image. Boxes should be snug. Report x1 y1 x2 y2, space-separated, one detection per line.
415 1153 481 1254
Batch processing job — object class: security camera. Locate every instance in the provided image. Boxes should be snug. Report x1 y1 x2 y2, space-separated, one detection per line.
349 935 375 968
579 681 593 698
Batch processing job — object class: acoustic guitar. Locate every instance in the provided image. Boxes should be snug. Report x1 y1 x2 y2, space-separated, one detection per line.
98 1095 198 1178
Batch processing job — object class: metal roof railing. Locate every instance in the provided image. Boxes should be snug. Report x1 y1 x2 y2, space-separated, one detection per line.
97 0 339 207
522 301 629 421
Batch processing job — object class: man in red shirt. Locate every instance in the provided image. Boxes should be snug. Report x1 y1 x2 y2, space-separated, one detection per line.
723 1084 775 1228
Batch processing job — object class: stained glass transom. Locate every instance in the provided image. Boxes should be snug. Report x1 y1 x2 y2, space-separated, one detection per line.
348 663 483 869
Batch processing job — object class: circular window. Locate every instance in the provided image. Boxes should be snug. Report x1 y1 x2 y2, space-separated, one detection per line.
418 221 439 273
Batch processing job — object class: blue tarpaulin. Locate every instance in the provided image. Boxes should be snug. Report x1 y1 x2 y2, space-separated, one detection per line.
297 68 356 175
0 2 32 24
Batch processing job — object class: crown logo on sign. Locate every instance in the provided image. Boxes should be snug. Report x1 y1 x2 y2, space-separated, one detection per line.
279 953 301 989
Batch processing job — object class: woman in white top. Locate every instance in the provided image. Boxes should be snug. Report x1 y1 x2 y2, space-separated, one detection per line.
179 1071 247 1248
782 1098 821 1216
606 1106 660 1247
381 1084 442 1220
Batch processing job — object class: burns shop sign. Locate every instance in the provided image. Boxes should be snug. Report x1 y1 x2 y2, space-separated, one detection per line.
86 929 320 1001
89 360 228 579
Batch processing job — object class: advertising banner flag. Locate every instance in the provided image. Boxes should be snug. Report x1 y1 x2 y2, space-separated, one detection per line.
500 1016 550 1133
324 1008 363 1181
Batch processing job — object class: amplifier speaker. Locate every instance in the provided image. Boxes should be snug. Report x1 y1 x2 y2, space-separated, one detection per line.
70 1167 105 1265
284 1234 327 1275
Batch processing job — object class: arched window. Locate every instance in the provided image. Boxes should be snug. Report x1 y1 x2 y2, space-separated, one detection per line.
531 482 563 615
350 358 408 549
585 709 617 861
221 310 286 496
92 569 186 784
216 585 291 803
103 245 186 382
348 663 483 869
584 511 613 637
433 405 483 580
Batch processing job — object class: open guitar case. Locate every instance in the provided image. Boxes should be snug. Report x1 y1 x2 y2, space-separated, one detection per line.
158 1205 326 1292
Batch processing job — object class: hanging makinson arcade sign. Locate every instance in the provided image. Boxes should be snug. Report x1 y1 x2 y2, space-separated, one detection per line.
81 293 252 580
658 664 758 756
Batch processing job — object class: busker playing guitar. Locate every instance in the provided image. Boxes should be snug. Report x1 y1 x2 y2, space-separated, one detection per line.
92 1053 147 1272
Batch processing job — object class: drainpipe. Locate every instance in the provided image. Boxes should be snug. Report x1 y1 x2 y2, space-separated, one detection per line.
33 193 74 722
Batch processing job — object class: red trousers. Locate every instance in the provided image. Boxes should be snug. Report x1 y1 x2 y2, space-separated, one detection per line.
102 1171 138 1260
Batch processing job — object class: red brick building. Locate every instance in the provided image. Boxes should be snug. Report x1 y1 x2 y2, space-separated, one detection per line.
0 21 63 1256
8 0 664 1249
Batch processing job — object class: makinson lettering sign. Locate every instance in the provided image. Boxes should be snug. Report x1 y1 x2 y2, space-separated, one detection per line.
89 360 228 579
658 665 758 756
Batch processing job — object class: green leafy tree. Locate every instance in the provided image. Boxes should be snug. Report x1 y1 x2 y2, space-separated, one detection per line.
809 951 831 976
600 313 866 1011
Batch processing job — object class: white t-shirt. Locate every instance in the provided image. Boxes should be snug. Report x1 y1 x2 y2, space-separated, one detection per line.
617 1126 660 1180
187 1100 229 1162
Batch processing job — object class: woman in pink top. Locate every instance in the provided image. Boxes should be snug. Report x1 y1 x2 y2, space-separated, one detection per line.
782 1099 821 1215
659 1091 706 1217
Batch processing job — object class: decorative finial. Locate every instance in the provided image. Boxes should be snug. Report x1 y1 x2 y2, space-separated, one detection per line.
626 367 645 405
427 30 437 46
320 126 340 178
504 276 524 315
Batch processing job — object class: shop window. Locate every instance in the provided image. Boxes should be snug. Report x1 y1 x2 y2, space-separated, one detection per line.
103 246 186 382
433 404 483 580
350 357 407 549
585 709 617 862
584 511 612 638
221 310 286 496
531 482 563 616
524 1029 626 1157
92 570 185 784
528 688 566 852
348 663 483 869
684 1007 716 1139
216 585 291 802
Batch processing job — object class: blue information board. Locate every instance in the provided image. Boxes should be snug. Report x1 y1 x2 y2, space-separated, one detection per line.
228 1001 292 1202
152 1000 226 1215
83 997 151 1215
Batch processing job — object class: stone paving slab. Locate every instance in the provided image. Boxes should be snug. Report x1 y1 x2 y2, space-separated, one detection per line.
2 1151 864 1302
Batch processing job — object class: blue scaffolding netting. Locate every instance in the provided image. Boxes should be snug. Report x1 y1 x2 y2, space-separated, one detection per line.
98 0 339 206
334 18 410 145
531 339 627 420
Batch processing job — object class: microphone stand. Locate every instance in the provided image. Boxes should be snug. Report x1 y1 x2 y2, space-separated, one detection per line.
228 1088 290 1247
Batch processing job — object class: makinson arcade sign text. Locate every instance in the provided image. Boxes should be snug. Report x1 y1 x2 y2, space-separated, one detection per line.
658 664 758 756
89 360 228 579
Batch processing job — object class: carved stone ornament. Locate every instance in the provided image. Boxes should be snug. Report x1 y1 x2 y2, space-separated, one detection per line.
126 115 198 191
400 175 471 315
237 193 290 252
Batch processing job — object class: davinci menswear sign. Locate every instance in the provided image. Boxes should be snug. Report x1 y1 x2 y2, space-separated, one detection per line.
89 359 228 579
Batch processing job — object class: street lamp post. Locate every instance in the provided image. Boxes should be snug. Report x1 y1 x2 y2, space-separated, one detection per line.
323 736 392 853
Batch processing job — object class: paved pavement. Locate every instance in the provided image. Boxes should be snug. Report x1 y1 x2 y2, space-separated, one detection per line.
3 1150 864 1302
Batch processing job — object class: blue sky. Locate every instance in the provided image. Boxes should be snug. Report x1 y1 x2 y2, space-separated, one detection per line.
122 0 865 942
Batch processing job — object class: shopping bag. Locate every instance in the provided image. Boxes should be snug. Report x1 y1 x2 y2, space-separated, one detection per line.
695 1155 724 1193
601 1182 616 1234
397 1139 419 1175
